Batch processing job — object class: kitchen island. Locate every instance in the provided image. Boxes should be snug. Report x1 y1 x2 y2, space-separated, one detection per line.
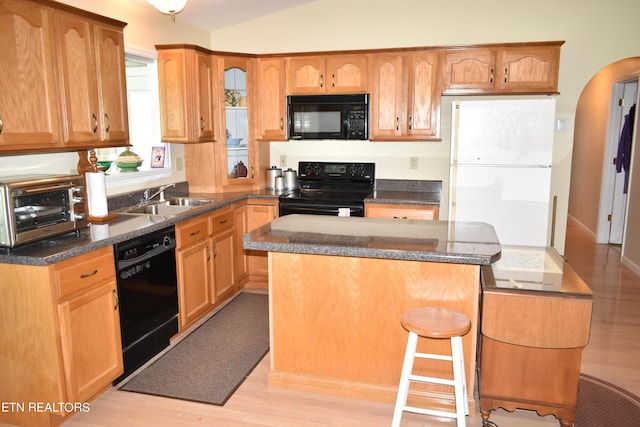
243 214 501 412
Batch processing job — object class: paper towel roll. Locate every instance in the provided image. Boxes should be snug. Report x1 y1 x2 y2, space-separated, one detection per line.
86 171 108 218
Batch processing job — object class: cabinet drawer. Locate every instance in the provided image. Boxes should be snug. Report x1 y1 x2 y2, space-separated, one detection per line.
211 209 234 234
177 215 210 247
54 247 116 300
365 204 439 220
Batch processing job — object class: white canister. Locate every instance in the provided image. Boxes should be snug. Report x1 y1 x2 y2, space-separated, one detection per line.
266 166 282 189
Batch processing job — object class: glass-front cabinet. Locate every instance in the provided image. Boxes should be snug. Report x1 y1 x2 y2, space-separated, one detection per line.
224 66 249 179
218 56 254 188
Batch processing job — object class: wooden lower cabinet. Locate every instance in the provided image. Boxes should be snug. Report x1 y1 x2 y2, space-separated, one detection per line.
0 246 122 427
365 203 439 220
176 207 236 331
246 201 278 288
211 209 235 301
480 274 593 427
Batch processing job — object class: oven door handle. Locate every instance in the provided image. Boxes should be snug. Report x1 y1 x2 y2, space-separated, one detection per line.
281 205 356 215
117 241 175 270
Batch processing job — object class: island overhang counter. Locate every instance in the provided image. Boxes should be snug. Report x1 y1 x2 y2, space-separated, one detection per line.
243 214 501 412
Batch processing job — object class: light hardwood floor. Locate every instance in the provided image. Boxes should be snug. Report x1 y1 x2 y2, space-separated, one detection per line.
61 220 639 427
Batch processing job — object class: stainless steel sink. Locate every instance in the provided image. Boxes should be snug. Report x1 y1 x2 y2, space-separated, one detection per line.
164 197 214 207
122 197 214 216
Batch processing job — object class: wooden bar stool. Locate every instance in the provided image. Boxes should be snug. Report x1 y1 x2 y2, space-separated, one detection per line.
392 307 471 427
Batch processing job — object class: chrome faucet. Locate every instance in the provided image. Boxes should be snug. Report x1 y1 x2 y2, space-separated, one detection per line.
143 183 176 203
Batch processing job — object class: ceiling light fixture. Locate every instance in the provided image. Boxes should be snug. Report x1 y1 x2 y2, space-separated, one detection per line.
147 0 189 22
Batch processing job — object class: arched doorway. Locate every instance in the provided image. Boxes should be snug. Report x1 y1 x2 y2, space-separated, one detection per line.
570 57 640 272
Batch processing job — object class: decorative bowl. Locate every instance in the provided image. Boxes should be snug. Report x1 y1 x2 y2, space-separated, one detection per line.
97 160 112 170
227 138 243 147
115 149 143 172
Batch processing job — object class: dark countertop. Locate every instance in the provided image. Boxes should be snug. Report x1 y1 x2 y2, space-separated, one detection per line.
0 181 444 266
367 179 442 205
243 214 501 265
0 190 280 266
365 190 441 205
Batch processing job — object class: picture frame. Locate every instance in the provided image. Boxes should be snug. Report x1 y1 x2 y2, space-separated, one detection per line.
151 146 165 168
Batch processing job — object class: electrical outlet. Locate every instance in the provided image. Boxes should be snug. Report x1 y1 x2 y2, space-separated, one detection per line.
175 157 184 171
410 157 418 169
280 155 287 168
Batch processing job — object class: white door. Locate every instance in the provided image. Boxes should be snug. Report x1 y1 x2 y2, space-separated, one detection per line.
449 165 552 246
610 81 637 244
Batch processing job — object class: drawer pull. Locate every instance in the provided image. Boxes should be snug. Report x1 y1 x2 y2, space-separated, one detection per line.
219 218 228 225
190 230 201 237
80 269 98 279
113 289 119 310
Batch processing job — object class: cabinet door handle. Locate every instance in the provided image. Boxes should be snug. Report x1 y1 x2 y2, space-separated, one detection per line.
504 67 508 83
396 117 399 131
250 166 254 178
213 243 218 258
112 289 119 310
80 269 98 279
206 245 211 261
104 113 111 133
332 74 335 87
490 68 494 83
393 216 408 219
280 118 284 130
91 113 98 133
0 113 3 134
320 74 323 88
200 116 205 132
408 116 413 130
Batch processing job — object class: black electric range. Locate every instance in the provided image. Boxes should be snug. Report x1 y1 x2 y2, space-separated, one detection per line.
278 161 375 217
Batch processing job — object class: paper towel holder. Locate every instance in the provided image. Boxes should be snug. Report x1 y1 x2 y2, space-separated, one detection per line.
83 150 118 223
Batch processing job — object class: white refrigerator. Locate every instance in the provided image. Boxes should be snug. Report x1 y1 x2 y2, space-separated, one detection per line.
448 99 556 247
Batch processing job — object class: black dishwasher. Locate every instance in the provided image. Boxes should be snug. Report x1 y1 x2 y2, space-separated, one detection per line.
113 226 178 384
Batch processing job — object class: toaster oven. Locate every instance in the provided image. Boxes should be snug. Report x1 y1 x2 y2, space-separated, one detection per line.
0 174 86 247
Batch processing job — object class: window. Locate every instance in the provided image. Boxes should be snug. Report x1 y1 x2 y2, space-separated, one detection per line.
97 50 170 179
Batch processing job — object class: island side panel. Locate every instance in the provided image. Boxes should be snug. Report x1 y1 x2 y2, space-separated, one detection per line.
268 252 480 409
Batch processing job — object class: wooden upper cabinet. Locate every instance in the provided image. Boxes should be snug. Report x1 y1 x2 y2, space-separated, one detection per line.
442 49 497 93
288 54 367 94
53 12 99 145
406 52 440 139
196 51 216 141
0 0 61 152
256 57 287 140
499 45 561 92
369 51 441 141
156 46 216 143
443 42 563 94
94 23 129 143
369 54 403 139
326 54 368 93
53 11 128 147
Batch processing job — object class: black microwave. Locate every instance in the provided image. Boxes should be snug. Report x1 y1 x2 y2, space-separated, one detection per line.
287 94 369 140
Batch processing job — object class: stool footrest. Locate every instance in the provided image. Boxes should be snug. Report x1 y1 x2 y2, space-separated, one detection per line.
415 352 453 361
403 405 457 420
408 374 455 386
